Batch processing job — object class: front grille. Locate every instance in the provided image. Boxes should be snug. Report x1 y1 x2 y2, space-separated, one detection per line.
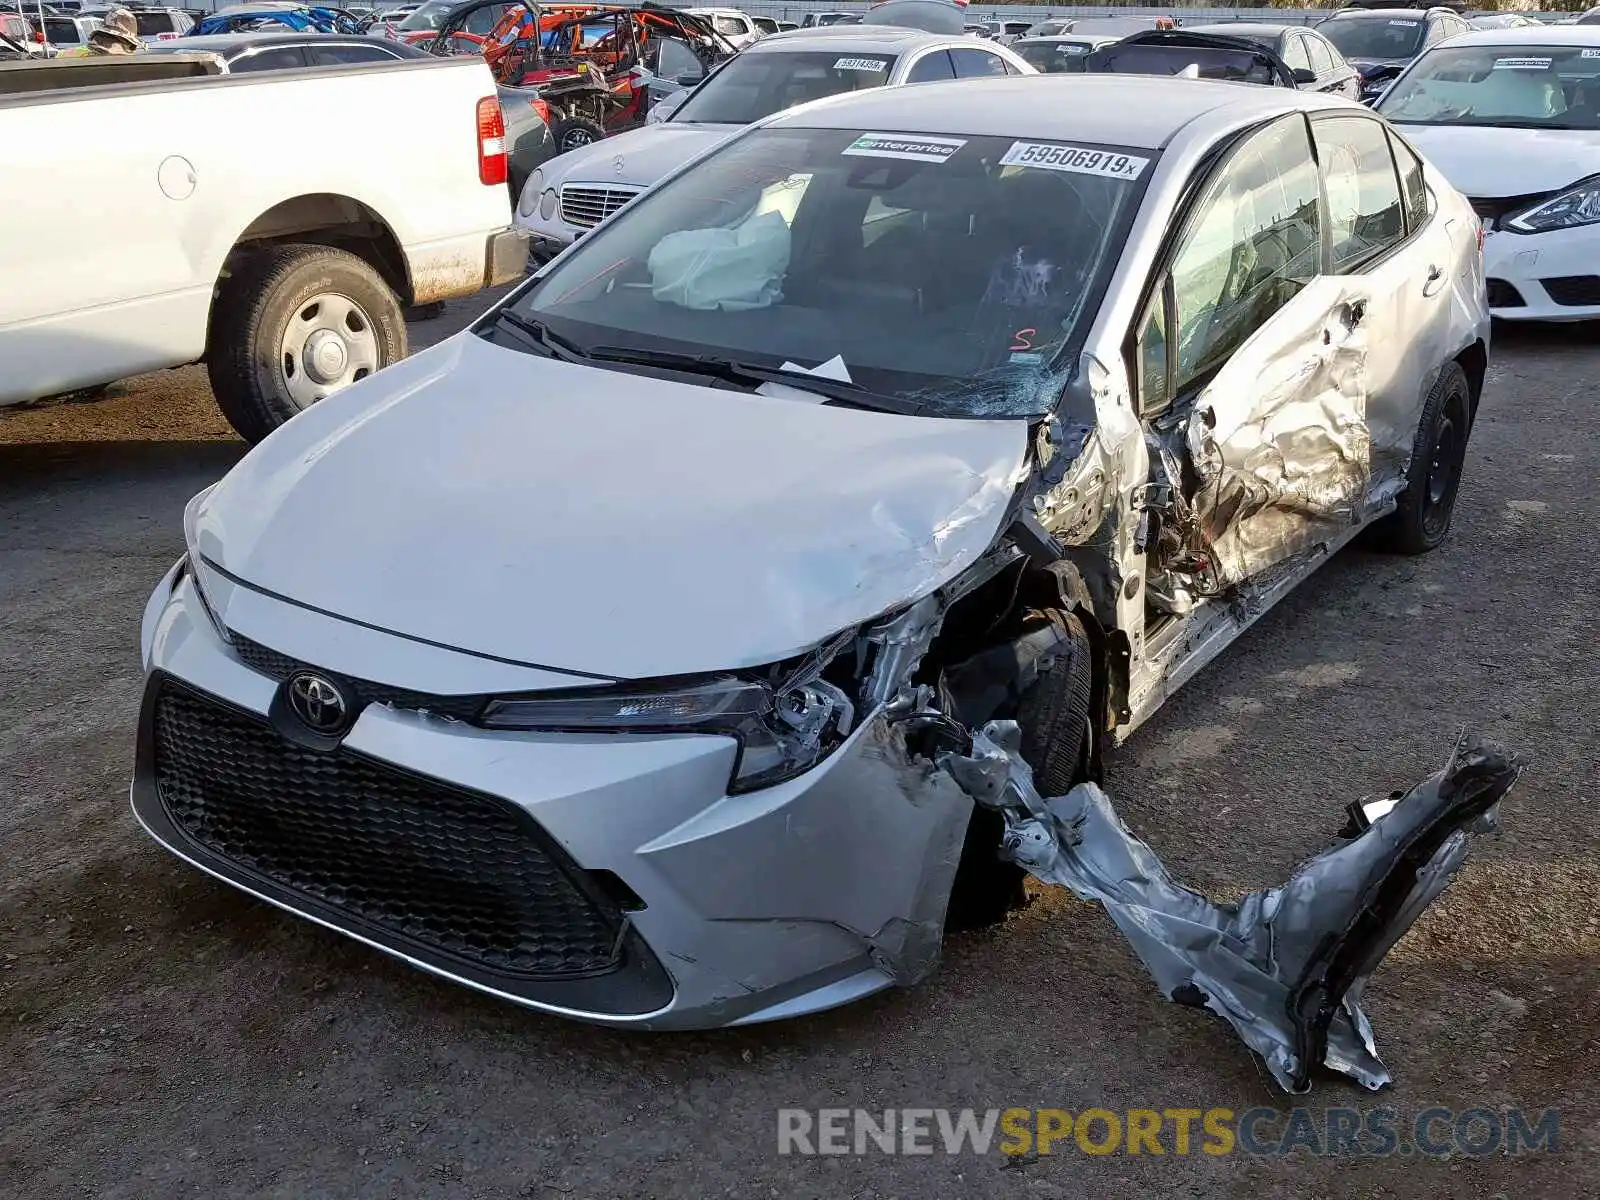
230 634 486 722
558 184 641 229
1486 278 1526 308
1468 191 1555 229
151 684 624 979
1540 275 1600 307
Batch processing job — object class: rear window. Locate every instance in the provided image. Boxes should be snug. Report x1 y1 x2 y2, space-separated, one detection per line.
134 11 178 35
1089 42 1280 85
44 17 83 41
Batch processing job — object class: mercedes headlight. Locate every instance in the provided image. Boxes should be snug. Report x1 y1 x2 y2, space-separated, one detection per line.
481 674 854 793
1507 176 1600 234
517 168 544 218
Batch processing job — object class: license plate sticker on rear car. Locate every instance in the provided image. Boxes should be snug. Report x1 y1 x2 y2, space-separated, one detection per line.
1000 141 1150 181
1585 49 1600 58
834 57 889 71
1493 57 1552 70
843 133 968 163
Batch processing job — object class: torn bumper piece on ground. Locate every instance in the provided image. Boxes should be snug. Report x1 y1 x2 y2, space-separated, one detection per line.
941 725 1521 1093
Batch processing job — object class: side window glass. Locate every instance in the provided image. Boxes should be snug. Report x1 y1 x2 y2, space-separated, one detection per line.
950 47 1009 78
1281 34 1310 74
905 49 955 83
1167 116 1322 395
309 44 394 65
1389 130 1430 232
655 37 701 80
1305 35 1335 76
229 47 310 72
1314 115 1405 271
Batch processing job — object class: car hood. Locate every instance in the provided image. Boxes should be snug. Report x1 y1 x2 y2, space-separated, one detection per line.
1348 57 1409 76
1398 124 1600 196
552 122 743 189
191 334 1031 681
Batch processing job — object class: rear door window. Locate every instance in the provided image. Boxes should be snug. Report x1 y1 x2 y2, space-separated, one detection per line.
1313 115 1406 270
1305 34 1337 77
949 46 1010 77
904 49 955 83
1281 34 1311 75
228 45 312 72
1389 130 1431 232
309 42 400 65
133 11 177 35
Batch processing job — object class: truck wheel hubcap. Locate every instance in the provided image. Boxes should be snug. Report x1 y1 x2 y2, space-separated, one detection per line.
280 293 380 409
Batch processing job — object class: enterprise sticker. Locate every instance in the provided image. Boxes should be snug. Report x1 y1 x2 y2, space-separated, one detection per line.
1000 140 1149 180
843 132 967 163
1492 56 1552 70
834 56 889 71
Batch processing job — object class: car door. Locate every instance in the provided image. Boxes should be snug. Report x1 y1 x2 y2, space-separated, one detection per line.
1130 113 1371 600
1310 113 1462 504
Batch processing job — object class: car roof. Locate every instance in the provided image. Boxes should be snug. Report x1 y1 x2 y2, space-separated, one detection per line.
1436 25 1600 46
1013 33 1117 43
766 74 1348 148
1324 8 1438 18
752 26 954 53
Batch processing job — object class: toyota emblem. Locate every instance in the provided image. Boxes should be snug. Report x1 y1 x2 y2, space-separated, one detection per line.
286 672 350 735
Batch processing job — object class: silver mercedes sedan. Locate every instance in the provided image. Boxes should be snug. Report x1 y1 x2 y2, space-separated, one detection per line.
135 74 1489 1030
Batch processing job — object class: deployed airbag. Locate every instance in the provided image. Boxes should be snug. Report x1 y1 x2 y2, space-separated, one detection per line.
648 209 791 311
941 723 1521 1092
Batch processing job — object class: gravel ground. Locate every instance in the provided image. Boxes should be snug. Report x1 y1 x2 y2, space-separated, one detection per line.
1 303 1595 1198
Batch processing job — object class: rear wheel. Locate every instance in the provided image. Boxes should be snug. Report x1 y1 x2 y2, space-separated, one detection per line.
551 116 606 153
1374 360 1471 554
207 244 406 444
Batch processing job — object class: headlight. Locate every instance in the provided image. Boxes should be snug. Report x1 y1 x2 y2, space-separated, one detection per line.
186 553 231 643
1507 176 1600 233
538 186 558 221
481 674 854 793
517 168 543 218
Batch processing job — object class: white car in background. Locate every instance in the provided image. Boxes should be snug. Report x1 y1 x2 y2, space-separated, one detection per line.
685 7 761 49
515 25 1032 262
1377 26 1600 319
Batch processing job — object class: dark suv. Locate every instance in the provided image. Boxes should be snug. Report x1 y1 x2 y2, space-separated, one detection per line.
1318 6 1471 102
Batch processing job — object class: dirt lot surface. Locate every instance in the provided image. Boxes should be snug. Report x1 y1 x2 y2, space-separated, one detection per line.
2 302 1595 1198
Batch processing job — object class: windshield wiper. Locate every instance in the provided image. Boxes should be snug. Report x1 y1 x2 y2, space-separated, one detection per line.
485 309 590 362
581 346 924 415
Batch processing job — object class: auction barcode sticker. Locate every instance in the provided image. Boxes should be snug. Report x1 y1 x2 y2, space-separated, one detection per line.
834 56 889 71
1493 57 1552 70
1000 141 1149 181
1388 18 1419 25
843 132 967 163
1056 43 1087 54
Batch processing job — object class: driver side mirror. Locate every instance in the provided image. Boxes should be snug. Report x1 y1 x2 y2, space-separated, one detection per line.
676 71 703 87
1292 67 1317 85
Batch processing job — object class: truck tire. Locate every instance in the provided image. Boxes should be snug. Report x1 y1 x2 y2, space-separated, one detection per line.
1372 360 1471 555
208 244 406 444
551 116 606 153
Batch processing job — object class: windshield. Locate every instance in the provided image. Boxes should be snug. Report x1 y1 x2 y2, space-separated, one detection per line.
1016 38 1095 73
1378 44 1600 128
499 126 1150 417
1320 16 1425 61
672 51 896 125
395 0 455 31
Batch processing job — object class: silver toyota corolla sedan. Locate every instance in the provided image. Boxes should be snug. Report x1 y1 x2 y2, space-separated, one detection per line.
135 74 1490 1030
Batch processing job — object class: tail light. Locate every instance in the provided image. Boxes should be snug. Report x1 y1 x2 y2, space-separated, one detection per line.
476 95 507 187
33 30 44 42
529 97 551 124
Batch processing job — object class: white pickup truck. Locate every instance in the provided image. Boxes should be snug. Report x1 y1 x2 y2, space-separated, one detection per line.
0 51 528 441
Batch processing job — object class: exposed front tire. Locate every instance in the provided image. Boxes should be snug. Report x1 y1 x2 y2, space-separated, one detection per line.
1374 359 1471 555
551 116 606 153
945 608 1095 929
207 244 406 444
